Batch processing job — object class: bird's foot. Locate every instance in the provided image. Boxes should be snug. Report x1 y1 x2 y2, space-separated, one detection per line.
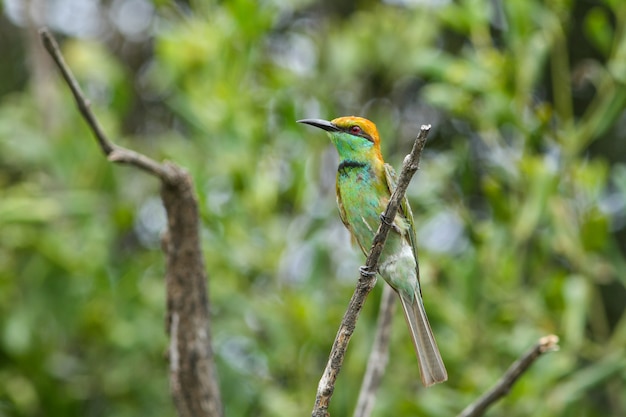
380 212 394 226
359 265 377 277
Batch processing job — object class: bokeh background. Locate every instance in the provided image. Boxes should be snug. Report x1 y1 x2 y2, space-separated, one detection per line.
1 0 626 416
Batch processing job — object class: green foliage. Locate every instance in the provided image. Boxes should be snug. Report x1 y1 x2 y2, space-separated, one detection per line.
1 0 626 416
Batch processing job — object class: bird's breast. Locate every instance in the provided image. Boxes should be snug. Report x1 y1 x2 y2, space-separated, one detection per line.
336 163 389 244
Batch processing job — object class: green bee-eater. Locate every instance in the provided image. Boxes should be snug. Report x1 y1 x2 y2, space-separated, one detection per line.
298 116 447 386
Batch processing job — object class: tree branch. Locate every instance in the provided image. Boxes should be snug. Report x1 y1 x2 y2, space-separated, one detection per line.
352 285 396 417
311 125 431 417
39 27 223 417
39 28 178 183
457 335 560 417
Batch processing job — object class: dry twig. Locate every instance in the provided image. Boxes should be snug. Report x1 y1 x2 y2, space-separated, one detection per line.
352 285 396 417
311 125 431 417
39 27 223 417
458 335 560 417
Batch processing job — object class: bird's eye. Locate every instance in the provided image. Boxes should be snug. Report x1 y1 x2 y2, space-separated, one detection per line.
350 125 362 134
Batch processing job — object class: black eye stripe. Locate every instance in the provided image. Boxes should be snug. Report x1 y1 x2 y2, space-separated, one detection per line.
361 133 374 142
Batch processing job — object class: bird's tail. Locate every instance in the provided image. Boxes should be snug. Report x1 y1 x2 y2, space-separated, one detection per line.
398 289 447 386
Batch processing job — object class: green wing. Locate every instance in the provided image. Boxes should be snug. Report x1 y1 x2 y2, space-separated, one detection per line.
336 180 369 256
383 163 421 286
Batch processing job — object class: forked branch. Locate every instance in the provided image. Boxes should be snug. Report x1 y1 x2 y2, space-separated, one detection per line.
39 27 223 417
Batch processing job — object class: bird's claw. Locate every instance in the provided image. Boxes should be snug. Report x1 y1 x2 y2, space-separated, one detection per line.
380 212 393 226
359 265 377 277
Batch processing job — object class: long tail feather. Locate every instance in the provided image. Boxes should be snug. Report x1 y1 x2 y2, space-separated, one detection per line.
397 289 447 386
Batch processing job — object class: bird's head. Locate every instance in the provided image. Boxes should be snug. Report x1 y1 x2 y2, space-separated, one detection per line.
297 116 383 162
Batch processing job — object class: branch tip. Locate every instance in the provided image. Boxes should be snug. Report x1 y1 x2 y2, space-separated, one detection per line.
538 334 559 352
457 334 559 417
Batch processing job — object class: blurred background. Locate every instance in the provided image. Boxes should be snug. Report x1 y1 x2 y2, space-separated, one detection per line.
1 0 626 416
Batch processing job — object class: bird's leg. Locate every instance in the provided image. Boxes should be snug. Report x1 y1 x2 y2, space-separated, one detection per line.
359 265 377 277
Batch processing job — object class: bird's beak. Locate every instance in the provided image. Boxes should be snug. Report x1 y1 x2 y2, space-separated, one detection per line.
297 118 340 132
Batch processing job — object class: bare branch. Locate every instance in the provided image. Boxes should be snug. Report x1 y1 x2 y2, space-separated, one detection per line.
352 285 396 417
39 28 179 183
457 335 560 417
312 125 431 417
39 27 223 417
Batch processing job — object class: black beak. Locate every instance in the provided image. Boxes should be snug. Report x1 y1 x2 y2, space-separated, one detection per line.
297 118 340 132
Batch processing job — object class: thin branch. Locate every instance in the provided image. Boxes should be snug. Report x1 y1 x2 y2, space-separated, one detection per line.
352 285 396 417
39 27 178 183
457 335 560 417
39 27 223 417
311 125 431 417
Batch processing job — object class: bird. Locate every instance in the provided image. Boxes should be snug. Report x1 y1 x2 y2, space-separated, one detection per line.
297 116 447 386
